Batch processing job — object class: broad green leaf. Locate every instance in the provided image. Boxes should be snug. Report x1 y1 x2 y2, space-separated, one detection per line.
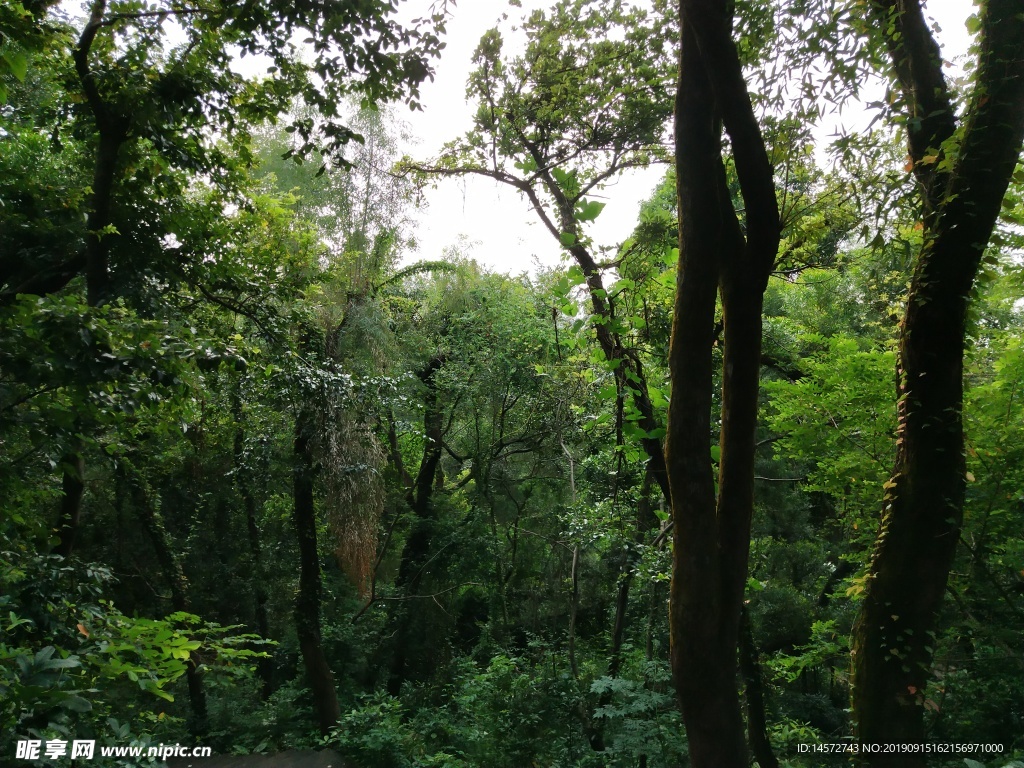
576 199 606 222
3 51 28 82
60 695 92 713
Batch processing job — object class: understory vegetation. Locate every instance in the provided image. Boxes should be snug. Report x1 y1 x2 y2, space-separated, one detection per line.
3 0 1024 767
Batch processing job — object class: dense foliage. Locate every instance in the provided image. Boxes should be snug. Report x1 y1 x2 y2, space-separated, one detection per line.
3 1 1024 767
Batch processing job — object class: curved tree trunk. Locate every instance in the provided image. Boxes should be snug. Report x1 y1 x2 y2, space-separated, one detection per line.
389 356 446 693
850 1 1024 760
668 24 744 758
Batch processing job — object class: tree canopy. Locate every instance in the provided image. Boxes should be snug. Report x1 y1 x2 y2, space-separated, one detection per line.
3 1 1024 767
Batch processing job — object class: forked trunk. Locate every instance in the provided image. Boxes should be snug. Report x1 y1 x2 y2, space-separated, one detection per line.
667 1 780 764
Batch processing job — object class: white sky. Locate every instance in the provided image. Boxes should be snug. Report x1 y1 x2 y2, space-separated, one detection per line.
398 0 662 274
398 0 976 276
61 0 978 276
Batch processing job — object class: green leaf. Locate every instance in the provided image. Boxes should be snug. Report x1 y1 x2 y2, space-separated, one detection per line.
559 231 577 247
60 695 93 713
3 51 28 82
576 199 606 222
648 385 668 408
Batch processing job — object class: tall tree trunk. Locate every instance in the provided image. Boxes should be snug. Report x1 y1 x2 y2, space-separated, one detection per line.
667 1 780 765
243 481 274 699
739 606 779 768
851 0 1024 759
126 464 208 736
232 389 273 699
591 472 658 753
607 469 659 681
606 548 633 683
668 21 743 763
54 451 85 559
47 0 128 568
293 407 341 735
74 0 128 306
389 356 446 693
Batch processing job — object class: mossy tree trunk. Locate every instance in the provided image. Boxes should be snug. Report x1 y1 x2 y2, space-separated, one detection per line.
851 0 1024 760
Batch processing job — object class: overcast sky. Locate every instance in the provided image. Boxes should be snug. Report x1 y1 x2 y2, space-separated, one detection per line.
398 0 663 275
397 0 976 276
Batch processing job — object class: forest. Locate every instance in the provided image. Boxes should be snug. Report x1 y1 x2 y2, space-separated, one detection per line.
2 0 1024 766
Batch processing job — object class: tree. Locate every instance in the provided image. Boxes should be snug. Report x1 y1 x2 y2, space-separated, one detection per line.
405 0 677 502
850 0 1024 758
406 3 852 763
0 0 446 573
2 0 443 305
253 107 424 732
665 0 781 763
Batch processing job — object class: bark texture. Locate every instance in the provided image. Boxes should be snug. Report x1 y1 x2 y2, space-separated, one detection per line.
293 407 341 735
666 1 780 765
851 0 1024 760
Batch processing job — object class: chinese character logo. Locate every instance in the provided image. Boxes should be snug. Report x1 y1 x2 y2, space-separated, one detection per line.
71 740 96 759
